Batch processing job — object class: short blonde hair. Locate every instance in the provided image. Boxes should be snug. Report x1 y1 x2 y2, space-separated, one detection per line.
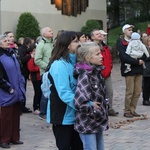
76 42 99 62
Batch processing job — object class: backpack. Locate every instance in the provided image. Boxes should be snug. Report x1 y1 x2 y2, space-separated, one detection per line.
41 60 70 99
41 71 51 98
101 46 113 78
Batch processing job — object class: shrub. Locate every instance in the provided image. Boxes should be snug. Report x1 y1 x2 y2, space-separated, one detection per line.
81 20 102 34
16 12 40 40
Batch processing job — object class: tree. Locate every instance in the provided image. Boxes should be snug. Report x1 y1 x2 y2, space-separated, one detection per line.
81 20 102 34
16 12 40 40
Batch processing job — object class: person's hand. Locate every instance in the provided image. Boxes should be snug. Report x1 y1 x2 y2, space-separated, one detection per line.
30 53 34 58
139 59 144 65
10 89 14 94
93 102 101 109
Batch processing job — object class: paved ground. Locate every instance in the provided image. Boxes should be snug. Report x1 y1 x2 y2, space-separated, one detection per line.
9 63 150 150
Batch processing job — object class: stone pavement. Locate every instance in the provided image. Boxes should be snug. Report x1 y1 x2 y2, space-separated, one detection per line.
9 63 150 150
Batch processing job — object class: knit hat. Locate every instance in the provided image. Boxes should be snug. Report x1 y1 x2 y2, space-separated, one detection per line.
131 32 140 40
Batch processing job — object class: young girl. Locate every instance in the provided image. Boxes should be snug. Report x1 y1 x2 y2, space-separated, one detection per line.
48 31 83 150
74 42 109 150
27 44 42 114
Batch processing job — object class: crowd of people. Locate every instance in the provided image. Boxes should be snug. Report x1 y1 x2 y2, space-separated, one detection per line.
0 23 150 149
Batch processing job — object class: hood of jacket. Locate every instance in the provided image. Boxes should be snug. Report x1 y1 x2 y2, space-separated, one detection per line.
73 62 104 79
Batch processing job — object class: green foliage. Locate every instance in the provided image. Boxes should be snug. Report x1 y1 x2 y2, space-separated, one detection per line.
81 20 102 34
16 12 40 40
108 21 149 47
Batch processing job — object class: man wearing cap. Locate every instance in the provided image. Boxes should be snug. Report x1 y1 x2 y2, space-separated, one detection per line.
91 29 119 116
117 24 145 118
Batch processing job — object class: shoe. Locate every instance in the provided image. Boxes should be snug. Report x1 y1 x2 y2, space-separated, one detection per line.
11 141 23 145
108 109 119 116
21 107 32 113
39 115 46 120
124 112 133 118
1 143 10 148
131 112 141 117
33 110 40 115
143 101 150 106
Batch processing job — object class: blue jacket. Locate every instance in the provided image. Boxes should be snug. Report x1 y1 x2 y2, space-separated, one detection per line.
48 54 77 125
0 48 26 106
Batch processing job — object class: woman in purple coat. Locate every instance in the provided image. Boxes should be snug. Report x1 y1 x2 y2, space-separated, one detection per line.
0 35 26 149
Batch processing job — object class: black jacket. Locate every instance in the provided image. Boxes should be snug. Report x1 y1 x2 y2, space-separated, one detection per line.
18 45 31 79
143 57 150 77
116 38 144 77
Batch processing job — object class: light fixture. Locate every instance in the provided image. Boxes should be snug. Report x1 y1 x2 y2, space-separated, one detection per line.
51 0 89 17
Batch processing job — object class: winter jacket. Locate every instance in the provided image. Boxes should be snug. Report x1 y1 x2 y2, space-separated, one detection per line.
18 45 31 78
143 57 150 77
27 55 41 82
34 38 53 76
116 38 144 77
0 48 26 106
146 27 150 36
101 42 113 78
48 54 77 125
74 62 109 134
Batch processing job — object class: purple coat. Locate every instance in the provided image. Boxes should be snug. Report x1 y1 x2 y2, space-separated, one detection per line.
0 48 26 106
74 62 109 134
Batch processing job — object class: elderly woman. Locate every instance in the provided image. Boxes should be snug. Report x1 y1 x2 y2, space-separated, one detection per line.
0 35 25 148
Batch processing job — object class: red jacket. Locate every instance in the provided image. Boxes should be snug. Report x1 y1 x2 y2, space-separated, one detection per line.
101 45 113 78
27 57 41 82
146 27 150 35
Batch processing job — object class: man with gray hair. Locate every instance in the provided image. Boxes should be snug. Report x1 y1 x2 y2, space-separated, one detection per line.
91 29 119 116
35 27 53 120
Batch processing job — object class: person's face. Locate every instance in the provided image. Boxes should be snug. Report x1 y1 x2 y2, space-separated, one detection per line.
7 33 14 44
91 31 101 42
0 37 10 49
142 33 148 38
100 34 107 41
44 28 53 39
148 38 150 47
68 37 79 53
124 28 133 38
86 48 103 65
79 34 86 43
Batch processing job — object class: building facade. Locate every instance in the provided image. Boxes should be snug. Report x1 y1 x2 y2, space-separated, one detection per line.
0 0 107 37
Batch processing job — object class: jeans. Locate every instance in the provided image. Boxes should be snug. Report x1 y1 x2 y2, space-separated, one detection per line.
39 93 48 116
79 128 104 150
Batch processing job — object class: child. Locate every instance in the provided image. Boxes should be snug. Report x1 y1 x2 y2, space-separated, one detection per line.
74 42 109 150
125 32 149 73
27 44 42 115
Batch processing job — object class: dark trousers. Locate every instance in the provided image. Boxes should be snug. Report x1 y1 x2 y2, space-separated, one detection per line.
39 75 48 116
0 102 20 143
52 124 83 150
32 80 42 111
21 77 27 108
143 77 150 102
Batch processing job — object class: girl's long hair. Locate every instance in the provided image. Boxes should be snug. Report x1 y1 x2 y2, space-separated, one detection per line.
49 31 77 64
